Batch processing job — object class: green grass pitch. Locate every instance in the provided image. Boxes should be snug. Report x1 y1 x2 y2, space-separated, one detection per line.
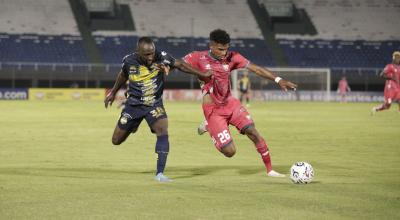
0 100 399 219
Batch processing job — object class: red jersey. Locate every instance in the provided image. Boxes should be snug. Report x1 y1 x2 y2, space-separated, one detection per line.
338 79 349 93
183 50 250 105
383 64 400 91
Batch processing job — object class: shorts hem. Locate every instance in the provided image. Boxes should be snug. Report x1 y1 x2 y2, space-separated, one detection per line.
240 123 254 134
219 140 233 150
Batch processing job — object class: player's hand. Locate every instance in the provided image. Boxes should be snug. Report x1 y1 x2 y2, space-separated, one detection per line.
155 63 171 75
278 79 298 91
104 92 116 108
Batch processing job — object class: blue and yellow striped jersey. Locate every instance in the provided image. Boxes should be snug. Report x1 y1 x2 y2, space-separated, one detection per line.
121 51 175 106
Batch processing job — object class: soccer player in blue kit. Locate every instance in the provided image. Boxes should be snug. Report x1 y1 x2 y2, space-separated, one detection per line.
105 37 210 182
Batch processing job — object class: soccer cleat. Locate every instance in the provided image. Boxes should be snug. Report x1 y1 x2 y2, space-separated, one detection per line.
197 120 208 135
267 170 286 178
371 107 377 115
154 173 172 182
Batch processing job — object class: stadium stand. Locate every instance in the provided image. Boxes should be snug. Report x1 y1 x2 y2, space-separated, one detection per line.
275 0 400 67
116 0 263 39
0 0 398 68
94 35 275 66
0 0 88 63
279 40 400 68
0 34 88 63
277 0 400 41
0 0 79 35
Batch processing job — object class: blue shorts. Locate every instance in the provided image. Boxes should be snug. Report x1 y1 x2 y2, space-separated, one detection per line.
117 103 167 133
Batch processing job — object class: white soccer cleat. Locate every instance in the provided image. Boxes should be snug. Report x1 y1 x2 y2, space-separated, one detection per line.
197 120 208 135
371 107 377 115
267 170 286 178
154 173 172 182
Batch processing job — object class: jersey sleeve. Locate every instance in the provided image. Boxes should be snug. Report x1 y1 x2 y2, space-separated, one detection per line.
121 56 129 78
384 64 394 77
160 51 176 67
182 52 199 68
232 52 250 69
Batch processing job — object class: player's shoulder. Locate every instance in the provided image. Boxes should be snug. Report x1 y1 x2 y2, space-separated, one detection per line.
385 63 394 69
384 64 394 72
183 50 208 62
155 50 171 57
228 51 246 60
186 50 207 57
122 53 136 63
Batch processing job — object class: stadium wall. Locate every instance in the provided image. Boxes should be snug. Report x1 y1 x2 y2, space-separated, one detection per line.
0 88 384 102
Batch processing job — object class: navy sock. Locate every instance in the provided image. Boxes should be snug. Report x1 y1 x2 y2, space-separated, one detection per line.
155 135 169 175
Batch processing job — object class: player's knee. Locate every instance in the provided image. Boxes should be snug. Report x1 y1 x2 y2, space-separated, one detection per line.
112 137 123 145
221 143 236 157
224 151 235 158
223 149 236 157
154 128 168 136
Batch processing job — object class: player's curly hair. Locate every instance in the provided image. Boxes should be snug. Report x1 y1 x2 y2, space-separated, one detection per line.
210 29 230 44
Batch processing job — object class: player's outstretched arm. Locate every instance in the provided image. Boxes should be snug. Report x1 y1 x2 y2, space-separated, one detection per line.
173 59 212 78
105 70 128 108
246 63 297 91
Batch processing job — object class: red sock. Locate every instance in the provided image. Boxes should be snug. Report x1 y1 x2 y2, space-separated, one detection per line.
256 139 272 173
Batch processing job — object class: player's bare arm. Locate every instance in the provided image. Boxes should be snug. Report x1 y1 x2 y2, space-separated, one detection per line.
105 70 128 108
246 63 297 91
173 59 212 78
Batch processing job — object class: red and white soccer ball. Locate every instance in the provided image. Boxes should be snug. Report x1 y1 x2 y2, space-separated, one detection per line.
290 162 314 184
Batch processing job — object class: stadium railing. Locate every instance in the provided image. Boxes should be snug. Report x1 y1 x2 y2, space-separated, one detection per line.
0 62 385 92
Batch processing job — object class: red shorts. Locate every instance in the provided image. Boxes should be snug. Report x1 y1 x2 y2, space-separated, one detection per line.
384 86 399 103
202 96 254 150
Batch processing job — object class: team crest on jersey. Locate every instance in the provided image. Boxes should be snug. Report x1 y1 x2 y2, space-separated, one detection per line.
222 64 229 71
120 113 132 125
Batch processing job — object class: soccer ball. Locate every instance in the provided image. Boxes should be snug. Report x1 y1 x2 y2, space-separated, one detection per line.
290 162 314 184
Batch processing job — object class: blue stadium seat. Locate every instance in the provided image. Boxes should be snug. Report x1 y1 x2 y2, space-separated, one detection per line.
0 33 89 63
278 39 400 68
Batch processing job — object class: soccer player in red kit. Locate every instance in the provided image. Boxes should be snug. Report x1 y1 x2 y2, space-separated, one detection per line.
183 29 297 177
337 76 351 102
372 51 400 114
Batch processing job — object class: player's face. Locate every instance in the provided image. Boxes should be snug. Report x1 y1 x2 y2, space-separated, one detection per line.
137 43 155 66
210 41 229 60
394 55 400 64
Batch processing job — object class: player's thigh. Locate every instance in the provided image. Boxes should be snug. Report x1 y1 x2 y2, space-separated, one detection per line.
111 125 131 145
113 105 144 144
150 117 168 136
207 114 233 151
145 105 168 135
229 99 254 134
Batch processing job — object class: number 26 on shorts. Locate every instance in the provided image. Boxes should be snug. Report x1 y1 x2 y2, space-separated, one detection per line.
217 130 231 144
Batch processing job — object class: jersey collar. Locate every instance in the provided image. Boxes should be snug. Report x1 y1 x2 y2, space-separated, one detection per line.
208 50 230 61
